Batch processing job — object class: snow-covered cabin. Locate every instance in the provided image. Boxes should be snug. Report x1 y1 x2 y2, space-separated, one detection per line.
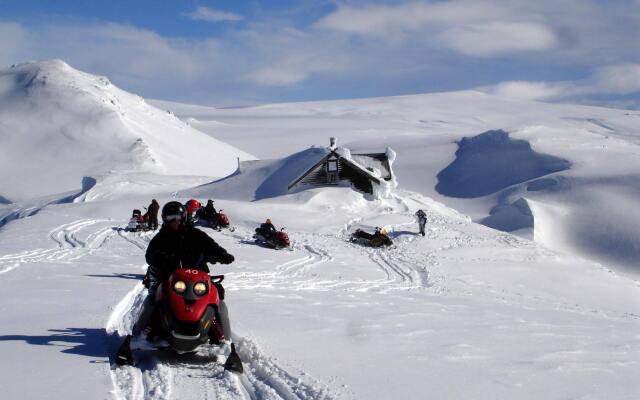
288 138 397 197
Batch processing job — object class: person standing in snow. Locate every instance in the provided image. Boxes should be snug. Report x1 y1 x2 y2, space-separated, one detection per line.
133 201 235 339
147 199 160 230
415 209 427 236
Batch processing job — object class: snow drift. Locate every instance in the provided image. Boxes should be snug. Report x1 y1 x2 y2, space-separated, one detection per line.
0 60 255 202
435 130 571 198
163 93 640 274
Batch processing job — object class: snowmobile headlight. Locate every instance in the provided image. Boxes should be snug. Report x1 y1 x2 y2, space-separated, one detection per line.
193 281 207 296
173 280 187 294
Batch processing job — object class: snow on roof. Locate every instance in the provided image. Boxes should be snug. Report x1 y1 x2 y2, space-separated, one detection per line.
191 146 330 201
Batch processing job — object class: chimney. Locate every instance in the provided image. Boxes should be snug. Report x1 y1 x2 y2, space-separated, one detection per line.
329 137 337 150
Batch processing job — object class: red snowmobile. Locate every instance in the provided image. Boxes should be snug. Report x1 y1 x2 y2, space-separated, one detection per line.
197 209 235 232
351 227 393 247
125 209 150 232
254 226 290 249
116 269 243 373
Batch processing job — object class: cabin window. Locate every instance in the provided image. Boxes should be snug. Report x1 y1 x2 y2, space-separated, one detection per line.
327 160 338 172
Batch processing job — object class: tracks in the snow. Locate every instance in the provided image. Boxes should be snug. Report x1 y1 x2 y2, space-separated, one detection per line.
108 281 335 400
0 218 116 273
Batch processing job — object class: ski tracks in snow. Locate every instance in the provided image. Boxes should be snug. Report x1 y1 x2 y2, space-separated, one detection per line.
0 218 116 273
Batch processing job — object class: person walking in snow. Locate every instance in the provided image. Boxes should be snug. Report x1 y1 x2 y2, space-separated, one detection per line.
415 209 427 236
133 201 235 339
147 199 160 230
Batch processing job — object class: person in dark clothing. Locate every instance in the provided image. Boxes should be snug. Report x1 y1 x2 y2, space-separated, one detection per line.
204 199 217 218
199 199 218 226
258 218 277 238
147 199 160 230
415 209 427 236
134 201 235 339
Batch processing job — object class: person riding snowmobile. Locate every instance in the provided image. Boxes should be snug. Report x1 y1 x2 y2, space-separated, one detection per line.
415 209 427 236
133 201 235 340
197 199 218 224
258 218 277 239
203 199 217 218
184 199 202 227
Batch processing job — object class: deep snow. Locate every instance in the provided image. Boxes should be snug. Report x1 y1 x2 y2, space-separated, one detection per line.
0 61 639 400
155 94 640 274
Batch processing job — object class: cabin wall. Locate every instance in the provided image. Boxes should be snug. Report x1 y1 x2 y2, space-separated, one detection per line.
296 158 373 194
338 161 373 194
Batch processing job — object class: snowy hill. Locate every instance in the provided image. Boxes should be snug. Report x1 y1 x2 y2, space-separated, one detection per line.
0 62 638 399
157 94 640 274
0 60 254 202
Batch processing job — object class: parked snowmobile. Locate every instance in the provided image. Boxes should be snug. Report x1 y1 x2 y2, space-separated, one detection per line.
350 227 393 247
115 269 243 373
196 208 235 232
253 226 290 249
125 209 150 232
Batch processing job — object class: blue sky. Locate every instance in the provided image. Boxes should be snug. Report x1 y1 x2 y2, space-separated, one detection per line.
1 0 639 107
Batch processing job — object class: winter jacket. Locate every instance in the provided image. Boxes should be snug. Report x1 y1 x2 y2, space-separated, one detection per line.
259 222 277 237
202 203 217 220
145 224 233 284
148 200 160 218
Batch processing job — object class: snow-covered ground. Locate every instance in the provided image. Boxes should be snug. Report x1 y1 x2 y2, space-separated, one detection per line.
0 61 639 399
154 94 640 276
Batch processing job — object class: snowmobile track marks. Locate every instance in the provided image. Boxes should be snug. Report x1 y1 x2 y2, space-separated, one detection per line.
109 281 336 400
0 219 116 271
48 219 116 260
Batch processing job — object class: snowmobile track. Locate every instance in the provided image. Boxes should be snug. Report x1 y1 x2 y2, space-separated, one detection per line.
117 228 154 251
0 219 115 272
109 276 335 400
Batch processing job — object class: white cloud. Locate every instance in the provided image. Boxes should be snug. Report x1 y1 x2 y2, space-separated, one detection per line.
315 1 508 35
0 1 637 106
440 22 557 57
483 63 640 102
590 64 640 94
184 6 244 23
316 2 559 56
487 81 569 101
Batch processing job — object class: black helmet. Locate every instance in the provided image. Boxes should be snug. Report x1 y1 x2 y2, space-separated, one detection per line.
162 201 186 224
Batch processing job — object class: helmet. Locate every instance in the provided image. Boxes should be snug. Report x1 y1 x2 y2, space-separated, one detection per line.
266 218 272 224
207 199 214 205
162 201 186 224
186 199 201 215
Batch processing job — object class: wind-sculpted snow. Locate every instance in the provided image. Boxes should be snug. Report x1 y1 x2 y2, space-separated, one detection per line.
191 147 330 201
0 186 638 399
164 92 640 279
0 60 254 201
436 130 571 198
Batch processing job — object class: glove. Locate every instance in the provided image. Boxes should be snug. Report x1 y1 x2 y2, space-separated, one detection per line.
217 252 235 264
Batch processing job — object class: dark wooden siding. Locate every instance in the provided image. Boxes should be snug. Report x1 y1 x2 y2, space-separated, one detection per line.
298 160 339 186
297 158 373 194
338 161 373 194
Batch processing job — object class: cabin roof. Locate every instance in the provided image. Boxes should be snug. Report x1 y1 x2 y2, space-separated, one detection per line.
287 146 390 190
